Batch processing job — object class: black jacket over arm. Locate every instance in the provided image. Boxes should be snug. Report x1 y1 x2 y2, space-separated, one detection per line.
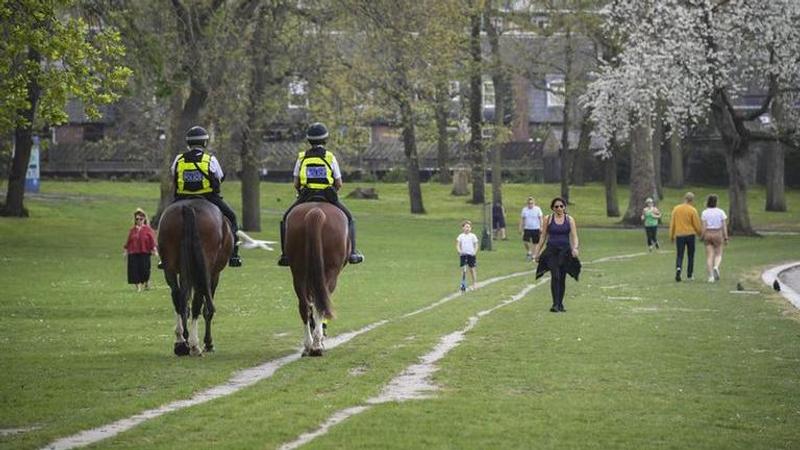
535 245 582 281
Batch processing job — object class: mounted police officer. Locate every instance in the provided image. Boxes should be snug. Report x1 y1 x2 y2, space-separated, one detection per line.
171 126 242 267
277 122 364 267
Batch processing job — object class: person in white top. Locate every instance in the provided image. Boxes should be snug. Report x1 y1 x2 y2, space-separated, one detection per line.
519 196 544 260
700 194 729 283
456 220 479 290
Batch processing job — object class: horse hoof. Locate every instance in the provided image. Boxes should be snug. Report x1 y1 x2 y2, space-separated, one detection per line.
174 342 190 356
308 348 323 357
190 346 203 357
204 344 215 353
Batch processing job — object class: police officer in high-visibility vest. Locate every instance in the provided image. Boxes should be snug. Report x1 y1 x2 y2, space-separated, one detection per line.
277 122 364 267
171 126 242 267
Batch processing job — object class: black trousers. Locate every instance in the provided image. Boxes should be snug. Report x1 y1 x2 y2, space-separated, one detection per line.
645 226 658 246
675 235 696 276
545 246 568 308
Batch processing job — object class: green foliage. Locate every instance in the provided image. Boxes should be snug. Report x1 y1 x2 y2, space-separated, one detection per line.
0 0 132 133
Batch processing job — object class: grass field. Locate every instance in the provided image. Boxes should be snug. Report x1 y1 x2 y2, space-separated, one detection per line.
0 180 799 449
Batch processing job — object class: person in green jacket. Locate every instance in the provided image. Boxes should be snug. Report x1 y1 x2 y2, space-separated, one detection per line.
640 197 661 252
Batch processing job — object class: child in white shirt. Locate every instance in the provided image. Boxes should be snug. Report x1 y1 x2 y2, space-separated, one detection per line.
456 220 479 290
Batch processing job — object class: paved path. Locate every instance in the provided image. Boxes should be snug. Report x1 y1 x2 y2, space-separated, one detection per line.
762 262 800 310
779 265 800 293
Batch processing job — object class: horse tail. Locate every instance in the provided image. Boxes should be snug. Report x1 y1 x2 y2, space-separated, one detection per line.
305 207 335 319
180 205 211 306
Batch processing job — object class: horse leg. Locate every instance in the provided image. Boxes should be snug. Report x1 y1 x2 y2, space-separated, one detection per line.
307 304 325 357
203 275 219 353
188 291 204 356
167 272 190 356
180 284 191 341
295 286 314 357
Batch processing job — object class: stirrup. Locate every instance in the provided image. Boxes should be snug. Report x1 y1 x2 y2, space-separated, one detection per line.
277 254 289 267
229 256 242 267
348 252 364 264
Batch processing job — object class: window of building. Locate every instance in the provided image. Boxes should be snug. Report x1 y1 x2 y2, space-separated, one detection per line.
546 75 565 108
288 78 309 109
483 80 495 109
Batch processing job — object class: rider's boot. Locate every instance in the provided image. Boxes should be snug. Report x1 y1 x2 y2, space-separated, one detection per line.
347 220 364 264
229 226 242 267
277 220 289 266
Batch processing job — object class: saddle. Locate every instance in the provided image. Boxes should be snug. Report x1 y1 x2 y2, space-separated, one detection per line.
298 187 336 205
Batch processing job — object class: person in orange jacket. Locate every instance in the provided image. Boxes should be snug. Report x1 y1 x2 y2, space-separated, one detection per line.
669 192 702 282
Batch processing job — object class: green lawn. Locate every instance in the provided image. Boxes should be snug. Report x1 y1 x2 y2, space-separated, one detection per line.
0 181 798 449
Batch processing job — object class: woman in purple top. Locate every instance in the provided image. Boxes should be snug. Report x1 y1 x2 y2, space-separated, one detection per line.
534 197 581 312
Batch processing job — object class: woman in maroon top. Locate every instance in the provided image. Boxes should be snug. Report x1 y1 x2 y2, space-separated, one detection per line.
124 208 158 292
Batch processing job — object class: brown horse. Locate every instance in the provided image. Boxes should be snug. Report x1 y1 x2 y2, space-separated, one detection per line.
158 198 233 356
286 202 350 356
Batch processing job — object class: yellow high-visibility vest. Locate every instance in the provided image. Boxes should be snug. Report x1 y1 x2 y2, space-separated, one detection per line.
176 152 213 194
298 149 335 190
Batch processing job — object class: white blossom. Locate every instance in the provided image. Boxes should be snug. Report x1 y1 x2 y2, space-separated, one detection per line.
583 0 800 151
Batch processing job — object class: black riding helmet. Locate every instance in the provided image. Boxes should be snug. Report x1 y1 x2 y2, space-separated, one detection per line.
186 126 210 147
306 122 329 145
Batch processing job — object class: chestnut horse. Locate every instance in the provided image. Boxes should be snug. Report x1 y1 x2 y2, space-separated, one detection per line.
286 202 349 356
158 198 233 356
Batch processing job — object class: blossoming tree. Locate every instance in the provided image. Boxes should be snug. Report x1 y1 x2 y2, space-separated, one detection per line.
584 0 800 234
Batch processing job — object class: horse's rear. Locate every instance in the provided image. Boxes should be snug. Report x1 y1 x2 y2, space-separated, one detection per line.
286 202 349 356
158 199 233 356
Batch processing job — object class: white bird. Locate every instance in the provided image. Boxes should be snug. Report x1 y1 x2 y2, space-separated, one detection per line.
236 230 276 251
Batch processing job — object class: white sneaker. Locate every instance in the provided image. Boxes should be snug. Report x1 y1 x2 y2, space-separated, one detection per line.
708 276 715 283
713 267 720 281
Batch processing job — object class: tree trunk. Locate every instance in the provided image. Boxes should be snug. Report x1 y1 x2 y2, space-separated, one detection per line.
240 154 260 230
400 98 425 214
559 114 572 204
485 3 504 206
469 10 484 205
603 153 620 217
490 75 505 206
724 149 754 234
451 165 470 196
153 90 183 227
764 141 786 212
622 121 656 225
711 90 755 235
434 83 451 184
2 49 41 217
652 105 665 200
153 81 208 227
571 109 591 186
559 26 574 204
239 13 268 232
668 130 684 188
